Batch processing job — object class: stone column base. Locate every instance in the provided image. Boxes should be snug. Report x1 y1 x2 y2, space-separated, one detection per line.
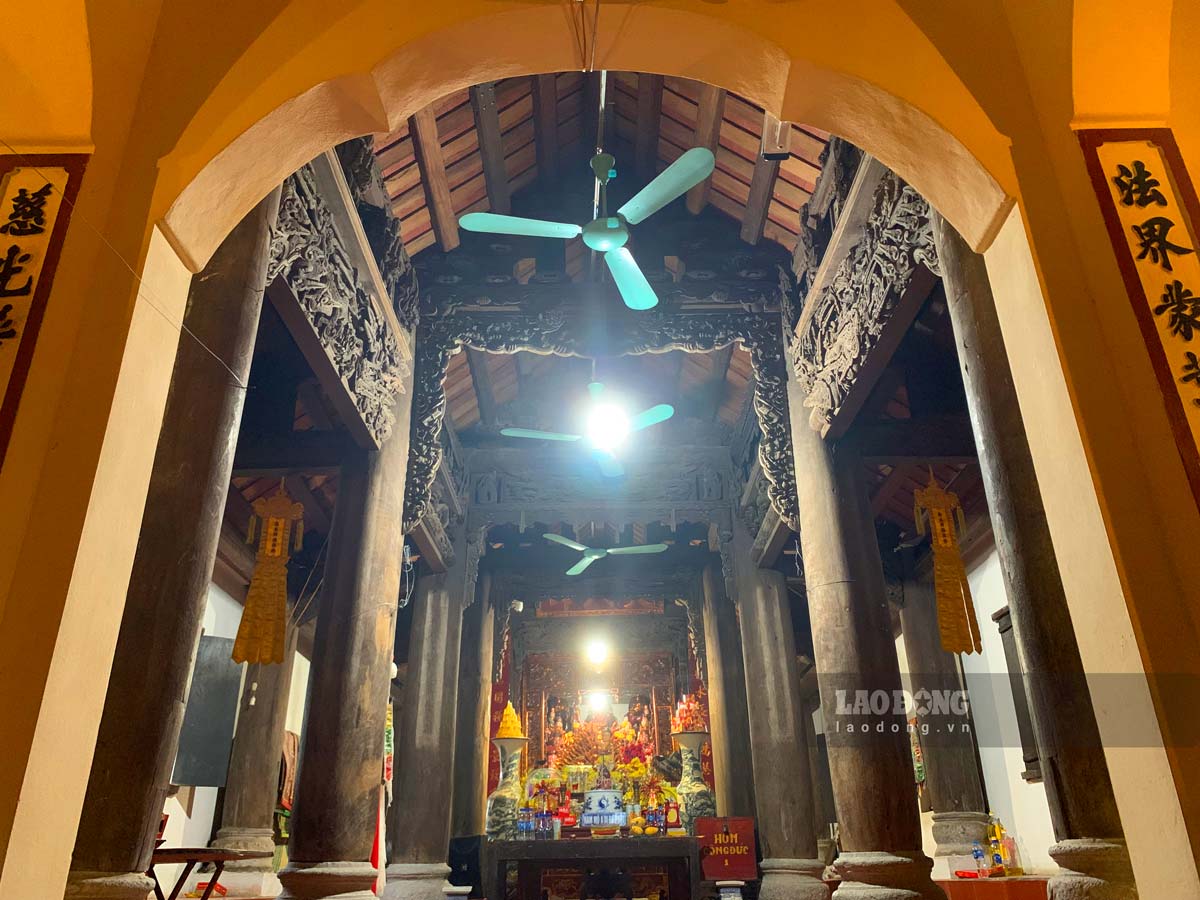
833 851 947 900
1048 838 1138 900
381 863 451 900
212 826 281 897
930 811 991 859
278 860 378 900
759 859 829 900
64 871 157 900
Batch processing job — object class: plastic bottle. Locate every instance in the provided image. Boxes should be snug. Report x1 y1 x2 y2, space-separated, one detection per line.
971 841 987 875
989 837 1006 876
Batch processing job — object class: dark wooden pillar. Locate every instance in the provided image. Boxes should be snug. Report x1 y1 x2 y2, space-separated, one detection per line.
384 527 473 900
701 560 757 818
899 578 989 861
279 390 414 900
731 519 828 900
450 570 494 839
66 191 280 900
931 214 1135 898
213 629 298 897
790 377 944 900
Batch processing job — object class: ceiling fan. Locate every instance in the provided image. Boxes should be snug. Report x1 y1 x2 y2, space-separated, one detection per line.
499 380 673 477
544 532 669 575
457 70 715 312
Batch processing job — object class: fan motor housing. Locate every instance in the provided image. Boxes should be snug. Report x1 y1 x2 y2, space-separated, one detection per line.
582 215 630 252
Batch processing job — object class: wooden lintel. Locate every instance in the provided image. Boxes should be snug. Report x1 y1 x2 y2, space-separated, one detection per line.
686 85 726 215
532 74 559 181
469 82 511 215
753 508 792 568
233 429 353 478
858 414 978 465
635 73 664 180
823 264 939 439
466 348 499 428
740 153 781 245
409 514 450 574
266 278 378 449
409 104 460 252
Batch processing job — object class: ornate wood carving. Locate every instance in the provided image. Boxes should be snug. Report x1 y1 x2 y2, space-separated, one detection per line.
791 170 941 431
402 306 799 533
269 165 407 444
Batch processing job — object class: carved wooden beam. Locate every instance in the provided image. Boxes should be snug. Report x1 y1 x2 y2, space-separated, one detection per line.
740 152 781 245
409 511 452 574
232 429 353 478
857 414 977 465
686 85 726 215
532 74 559 181
410 104 460 252
635 73 665 180
470 82 511 215
466 348 498 428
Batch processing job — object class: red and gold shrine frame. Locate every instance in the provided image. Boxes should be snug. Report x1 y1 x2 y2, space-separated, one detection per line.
0 153 88 469
1078 128 1200 512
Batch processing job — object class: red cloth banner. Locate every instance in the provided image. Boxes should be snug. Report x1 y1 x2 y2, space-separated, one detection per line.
695 817 758 881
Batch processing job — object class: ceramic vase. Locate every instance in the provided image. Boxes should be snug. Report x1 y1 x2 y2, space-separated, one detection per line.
485 737 525 840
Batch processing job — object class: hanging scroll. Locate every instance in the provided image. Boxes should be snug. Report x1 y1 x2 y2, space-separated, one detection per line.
0 154 88 469
913 471 981 654
1079 128 1200 512
233 481 304 664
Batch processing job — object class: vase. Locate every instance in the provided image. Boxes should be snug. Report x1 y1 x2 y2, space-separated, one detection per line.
485 737 526 841
672 732 716 835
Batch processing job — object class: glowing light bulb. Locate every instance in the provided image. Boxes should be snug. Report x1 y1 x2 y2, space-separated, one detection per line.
588 690 611 714
585 638 610 666
586 403 630 451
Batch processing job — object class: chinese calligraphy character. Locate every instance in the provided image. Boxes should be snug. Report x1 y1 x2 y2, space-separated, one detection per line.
1153 280 1200 340
0 303 15 344
0 244 33 298
0 183 52 237
1113 161 1167 208
1181 352 1200 407
1133 217 1195 271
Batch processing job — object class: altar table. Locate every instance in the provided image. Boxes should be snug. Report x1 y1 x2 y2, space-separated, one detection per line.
148 846 273 900
486 837 703 900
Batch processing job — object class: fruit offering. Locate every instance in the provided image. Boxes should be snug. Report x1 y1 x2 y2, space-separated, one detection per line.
496 701 526 739
671 693 708 733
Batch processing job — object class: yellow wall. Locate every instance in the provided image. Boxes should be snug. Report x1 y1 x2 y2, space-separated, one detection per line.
1 1 1197 897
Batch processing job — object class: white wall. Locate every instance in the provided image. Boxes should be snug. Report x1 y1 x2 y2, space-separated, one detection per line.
894 548 1057 876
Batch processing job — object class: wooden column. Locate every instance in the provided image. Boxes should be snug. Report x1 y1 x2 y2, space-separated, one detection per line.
931 214 1135 898
899 578 990 861
279 389 414 900
450 570 494 838
730 520 828 900
384 528 471 900
66 191 280 900
213 629 298 897
790 375 944 900
700 560 756 818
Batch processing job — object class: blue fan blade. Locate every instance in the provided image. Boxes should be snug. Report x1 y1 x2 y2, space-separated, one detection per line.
587 381 605 401
605 248 658 311
607 543 670 555
593 450 625 478
566 556 599 576
500 427 582 442
629 403 674 431
459 212 582 239
617 148 716 225
544 533 588 552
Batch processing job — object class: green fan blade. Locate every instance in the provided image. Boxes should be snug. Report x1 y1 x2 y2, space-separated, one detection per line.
593 450 625 478
605 248 658 311
566 556 599 576
500 427 582 442
587 381 605 401
459 212 582 239
629 403 674 431
544 533 588 552
607 543 670 555
617 148 716 225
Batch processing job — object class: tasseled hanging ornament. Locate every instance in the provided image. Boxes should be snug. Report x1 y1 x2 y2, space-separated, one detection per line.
913 470 982 654
233 480 304 665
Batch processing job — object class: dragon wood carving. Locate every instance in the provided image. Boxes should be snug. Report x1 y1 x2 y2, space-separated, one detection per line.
791 171 941 431
402 308 800 534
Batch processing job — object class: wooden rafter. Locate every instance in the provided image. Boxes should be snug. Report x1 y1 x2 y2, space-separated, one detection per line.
467 348 499 428
686 84 726 215
469 82 511 215
741 152 781 245
871 463 914 517
532 74 559 180
284 474 332 534
635 73 664 180
409 104 460 252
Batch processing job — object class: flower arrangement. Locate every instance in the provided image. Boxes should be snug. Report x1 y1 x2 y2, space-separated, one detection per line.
670 692 709 733
555 719 612 766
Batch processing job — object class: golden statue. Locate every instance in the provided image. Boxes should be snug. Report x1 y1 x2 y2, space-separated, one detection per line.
232 481 304 664
913 470 981 654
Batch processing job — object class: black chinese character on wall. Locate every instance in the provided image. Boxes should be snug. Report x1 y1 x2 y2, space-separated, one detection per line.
1133 217 1195 271
0 244 33 298
0 303 16 344
1181 351 1200 408
0 183 52 237
1153 280 1200 340
1113 161 1167 208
